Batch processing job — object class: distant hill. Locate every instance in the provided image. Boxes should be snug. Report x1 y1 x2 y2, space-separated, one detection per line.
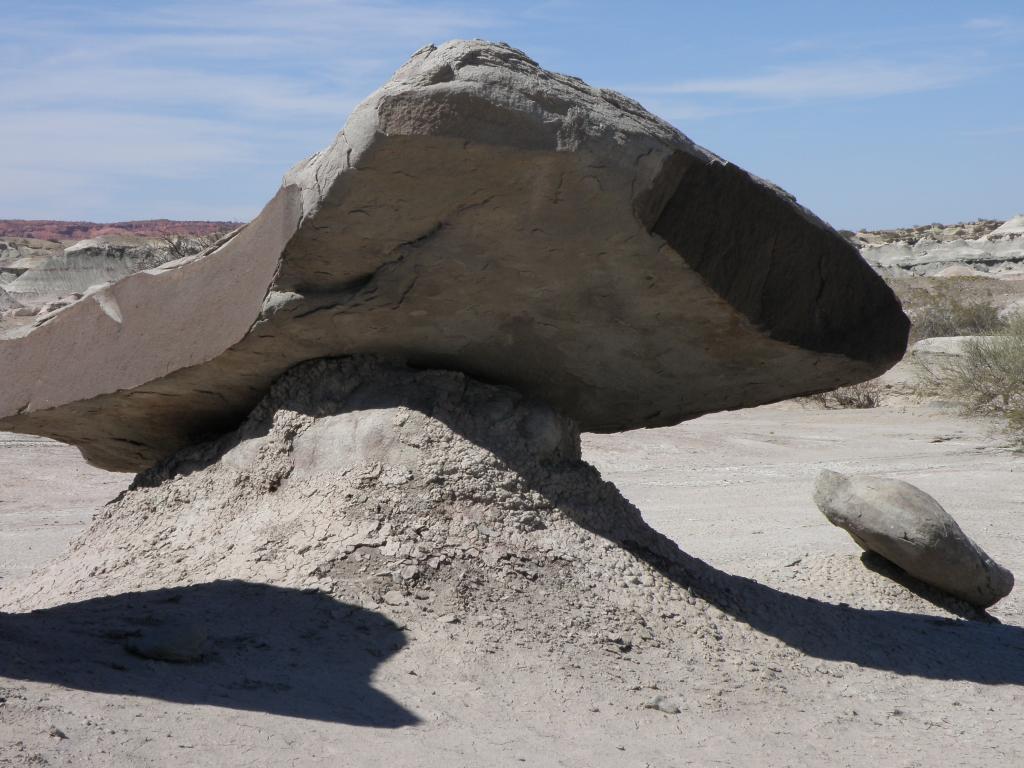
0 219 244 242
854 214 1024 278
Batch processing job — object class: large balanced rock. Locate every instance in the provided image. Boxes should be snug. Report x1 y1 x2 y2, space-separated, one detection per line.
0 40 908 472
814 470 1014 608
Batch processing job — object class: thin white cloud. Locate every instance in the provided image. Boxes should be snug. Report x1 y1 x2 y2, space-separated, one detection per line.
3 67 360 121
0 111 261 178
629 59 975 102
965 17 1011 31
85 0 502 56
0 0 507 219
640 100 759 123
962 123 1024 137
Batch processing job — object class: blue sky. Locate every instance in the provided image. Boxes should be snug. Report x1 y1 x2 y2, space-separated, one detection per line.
1 1 1021 230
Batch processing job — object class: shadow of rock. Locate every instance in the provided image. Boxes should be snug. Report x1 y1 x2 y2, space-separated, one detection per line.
0 580 418 727
72 358 1024 690
612 535 1024 685
859 550 994 622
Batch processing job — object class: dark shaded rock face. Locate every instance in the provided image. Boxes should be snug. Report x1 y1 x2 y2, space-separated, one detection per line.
0 40 908 472
814 470 1014 608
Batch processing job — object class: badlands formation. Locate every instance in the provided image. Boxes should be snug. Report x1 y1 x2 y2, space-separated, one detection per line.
857 215 1024 277
4 40 1022 767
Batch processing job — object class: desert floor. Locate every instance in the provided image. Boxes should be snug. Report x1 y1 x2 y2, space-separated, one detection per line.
2 399 1022 767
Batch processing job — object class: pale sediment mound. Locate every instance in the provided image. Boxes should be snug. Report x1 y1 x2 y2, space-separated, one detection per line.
4 357 742 656
8 358 1009 681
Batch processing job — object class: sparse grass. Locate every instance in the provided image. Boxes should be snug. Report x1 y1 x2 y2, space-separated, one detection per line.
914 312 1024 444
802 381 882 409
908 293 1004 342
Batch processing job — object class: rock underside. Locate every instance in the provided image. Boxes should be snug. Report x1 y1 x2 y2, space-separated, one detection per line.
0 40 907 472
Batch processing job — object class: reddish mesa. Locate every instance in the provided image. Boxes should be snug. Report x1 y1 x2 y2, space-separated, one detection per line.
0 219 244 241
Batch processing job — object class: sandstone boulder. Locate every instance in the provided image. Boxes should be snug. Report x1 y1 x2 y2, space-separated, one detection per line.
814 470 1013 608
0 40 908 472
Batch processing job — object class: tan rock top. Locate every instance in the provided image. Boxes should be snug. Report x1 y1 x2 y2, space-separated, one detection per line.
0 40 908 471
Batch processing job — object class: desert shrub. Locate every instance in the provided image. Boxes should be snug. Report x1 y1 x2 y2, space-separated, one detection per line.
801 381 882 409
914 313 1024 441
910 294 1004 341
159 232 227 260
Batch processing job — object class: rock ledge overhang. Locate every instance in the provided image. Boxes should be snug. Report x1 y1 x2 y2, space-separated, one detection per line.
0 40 909 471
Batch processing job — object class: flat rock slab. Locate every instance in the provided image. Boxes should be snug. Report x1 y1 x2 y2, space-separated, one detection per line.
0 40 907 472
814 469 1014 608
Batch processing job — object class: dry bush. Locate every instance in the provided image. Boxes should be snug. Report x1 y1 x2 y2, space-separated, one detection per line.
914 313 1024 442
910 294 1004 341
802 381 882 409
159 232 226 260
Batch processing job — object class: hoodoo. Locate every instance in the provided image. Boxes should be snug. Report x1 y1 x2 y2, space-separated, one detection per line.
0 40 908 472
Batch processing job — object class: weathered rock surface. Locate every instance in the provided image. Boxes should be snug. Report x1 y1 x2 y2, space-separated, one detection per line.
813 470 1014 608
0 40 908 472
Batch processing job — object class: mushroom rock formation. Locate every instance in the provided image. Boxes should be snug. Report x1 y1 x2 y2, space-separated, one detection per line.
0 40 908 472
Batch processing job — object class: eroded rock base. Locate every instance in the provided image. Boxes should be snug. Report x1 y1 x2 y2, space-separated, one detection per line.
6 358 1000 672
6 357 749 658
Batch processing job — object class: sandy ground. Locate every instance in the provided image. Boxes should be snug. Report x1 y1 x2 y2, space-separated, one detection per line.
2 399 1023 767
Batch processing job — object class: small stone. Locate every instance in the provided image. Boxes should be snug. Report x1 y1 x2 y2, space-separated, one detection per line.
49 726 68 739
643 696 681 714
814 470 1014 607
126 623 208 663
382 590 407 606
437 613 459 624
